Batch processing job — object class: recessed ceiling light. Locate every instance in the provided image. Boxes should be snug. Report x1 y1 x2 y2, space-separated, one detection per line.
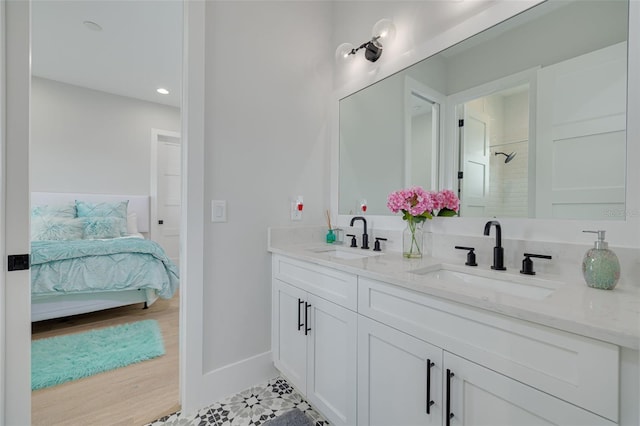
83 21 103 32
157 88 170 95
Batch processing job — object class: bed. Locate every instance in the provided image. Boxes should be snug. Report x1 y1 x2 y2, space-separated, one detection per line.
30 192 179 322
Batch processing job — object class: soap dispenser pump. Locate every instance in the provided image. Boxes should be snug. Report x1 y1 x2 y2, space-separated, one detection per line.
582 230 620 290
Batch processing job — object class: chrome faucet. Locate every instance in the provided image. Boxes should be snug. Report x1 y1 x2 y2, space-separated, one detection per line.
484 220 506 270
350 216 369 249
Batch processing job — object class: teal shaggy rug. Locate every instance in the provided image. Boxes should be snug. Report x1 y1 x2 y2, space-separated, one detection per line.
32 319 165 390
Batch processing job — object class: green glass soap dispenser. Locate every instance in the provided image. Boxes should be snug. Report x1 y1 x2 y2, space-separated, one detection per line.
582 230 620 290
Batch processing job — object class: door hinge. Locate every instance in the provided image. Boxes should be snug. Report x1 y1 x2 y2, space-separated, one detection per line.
8 254 30 271
458 119 464 127
458 171 464 179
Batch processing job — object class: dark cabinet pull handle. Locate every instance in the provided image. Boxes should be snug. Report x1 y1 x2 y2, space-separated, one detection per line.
426 359 435 414
297 298 304 331
158 220 164 225
304 302 311 335
446 369 455 425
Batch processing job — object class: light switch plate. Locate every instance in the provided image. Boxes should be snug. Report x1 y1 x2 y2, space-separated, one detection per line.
212 200 227 222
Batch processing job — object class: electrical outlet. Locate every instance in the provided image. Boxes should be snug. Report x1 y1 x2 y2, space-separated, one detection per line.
291 202 303 221
291 196 303 221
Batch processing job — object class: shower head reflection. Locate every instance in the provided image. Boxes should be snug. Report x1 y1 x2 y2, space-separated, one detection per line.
495 151 517 163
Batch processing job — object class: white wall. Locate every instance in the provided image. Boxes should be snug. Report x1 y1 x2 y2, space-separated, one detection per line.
202 1 332 373
30 77 180 195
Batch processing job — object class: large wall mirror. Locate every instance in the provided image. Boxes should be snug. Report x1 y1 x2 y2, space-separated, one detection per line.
338 0 629 220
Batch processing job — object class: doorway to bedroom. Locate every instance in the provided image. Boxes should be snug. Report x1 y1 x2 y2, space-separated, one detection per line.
29 1 183 424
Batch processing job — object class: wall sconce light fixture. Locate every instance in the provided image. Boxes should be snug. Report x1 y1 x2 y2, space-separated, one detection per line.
336 18 396 63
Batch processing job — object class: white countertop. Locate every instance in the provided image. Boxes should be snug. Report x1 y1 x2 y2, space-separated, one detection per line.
269 240 640 350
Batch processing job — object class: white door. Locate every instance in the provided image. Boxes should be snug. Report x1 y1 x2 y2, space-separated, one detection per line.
3 0 32 424
444 352 615 426
151 129 181 266
404 76 445 191
306 294 357 426
460 107 491 217
358 316 443 426
536 42 627 219
272 279 307 393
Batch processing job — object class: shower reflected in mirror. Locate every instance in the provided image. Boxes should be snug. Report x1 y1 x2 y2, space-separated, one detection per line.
495 151 517 164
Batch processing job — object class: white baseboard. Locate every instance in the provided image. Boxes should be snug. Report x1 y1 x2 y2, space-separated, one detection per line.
181 350 278 417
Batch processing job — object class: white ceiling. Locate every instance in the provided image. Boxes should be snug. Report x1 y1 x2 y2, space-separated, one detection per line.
31 0 183 108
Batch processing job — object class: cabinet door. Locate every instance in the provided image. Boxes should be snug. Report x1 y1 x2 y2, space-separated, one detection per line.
306 294 357 426
272 279 308 393
444 352 616 426
358 316 443 426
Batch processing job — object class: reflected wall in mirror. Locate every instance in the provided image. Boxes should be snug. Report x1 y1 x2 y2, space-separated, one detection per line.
339 71 444 215
458 82 532 218
338 0 629 220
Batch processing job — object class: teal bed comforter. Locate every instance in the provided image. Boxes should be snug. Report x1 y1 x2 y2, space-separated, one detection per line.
31 237 179 298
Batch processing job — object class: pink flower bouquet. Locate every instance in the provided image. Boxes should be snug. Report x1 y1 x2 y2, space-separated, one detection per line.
387 187 459 222
387 187 459 258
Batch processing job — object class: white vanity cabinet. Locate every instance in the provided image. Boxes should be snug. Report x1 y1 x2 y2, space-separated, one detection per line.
358 315 616 426
271 255 357 426
271 254 624 426
358 277 619 425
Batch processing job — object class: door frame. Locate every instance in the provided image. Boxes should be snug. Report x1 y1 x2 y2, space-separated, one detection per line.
3 0 32 423
178 0 206 415
443 67 538 207
1 0 6 419
150 128 181 250
2 0 207 423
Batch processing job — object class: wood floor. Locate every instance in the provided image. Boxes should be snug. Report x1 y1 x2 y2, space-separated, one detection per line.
31 293 180 426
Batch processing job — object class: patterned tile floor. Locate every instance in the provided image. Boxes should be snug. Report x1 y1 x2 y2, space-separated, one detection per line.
147 377 330 426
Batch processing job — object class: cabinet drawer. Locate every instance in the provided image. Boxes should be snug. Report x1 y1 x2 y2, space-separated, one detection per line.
273 255 357 310
358 277 619 422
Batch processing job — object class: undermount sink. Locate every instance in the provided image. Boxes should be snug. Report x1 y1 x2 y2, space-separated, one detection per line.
310 246 381 260
410 264 559 300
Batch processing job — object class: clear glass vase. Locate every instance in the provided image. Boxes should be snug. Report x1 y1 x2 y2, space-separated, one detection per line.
403 218 424 258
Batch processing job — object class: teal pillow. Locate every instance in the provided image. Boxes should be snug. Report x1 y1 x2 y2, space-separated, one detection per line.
82 217 127 239
32 203 76 218
31 217 84 241
76 200 128 236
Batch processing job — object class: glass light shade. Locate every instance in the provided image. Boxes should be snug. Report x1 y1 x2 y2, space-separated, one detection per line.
335 42 355 63
372 18 396 44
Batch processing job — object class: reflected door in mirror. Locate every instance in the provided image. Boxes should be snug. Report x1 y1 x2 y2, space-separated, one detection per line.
536 42 627 220
460 108 490 216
